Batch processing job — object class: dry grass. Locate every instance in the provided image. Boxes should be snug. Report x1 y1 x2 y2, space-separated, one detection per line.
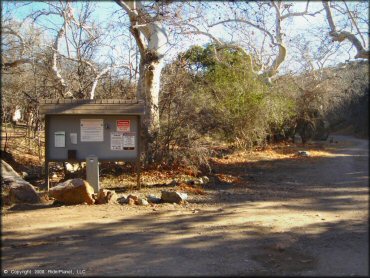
178 183 206 195
3 125 346 193
211 141 343 166
215 173 242 184
1 125 44 166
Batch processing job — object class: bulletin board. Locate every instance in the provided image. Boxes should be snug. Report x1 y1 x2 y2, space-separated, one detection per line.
45 115 140 161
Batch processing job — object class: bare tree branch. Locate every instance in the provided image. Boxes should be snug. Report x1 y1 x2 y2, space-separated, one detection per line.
2 58 33 69
208 19 277 46
342 1 366 47
280 2 324 20
89 64 130 99
322 0 369 60
2 26 27 55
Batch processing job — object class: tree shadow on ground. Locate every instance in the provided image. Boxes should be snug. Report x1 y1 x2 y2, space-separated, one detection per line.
200 141 368 213
2 138 368 275
2 209 368 276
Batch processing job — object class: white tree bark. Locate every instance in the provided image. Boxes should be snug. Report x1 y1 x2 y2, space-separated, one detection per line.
115 0 168 136
89 65 130 99
265 1 287 83
89 67 111 100
51 26 70 97
32 2 109 99
322 0 369 60
182 1 321 83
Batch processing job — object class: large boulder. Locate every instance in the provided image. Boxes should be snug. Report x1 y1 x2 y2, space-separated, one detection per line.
1 160 40 204
49 178 95 205
95 189 118 204
8 181 41 204
161 191 188 204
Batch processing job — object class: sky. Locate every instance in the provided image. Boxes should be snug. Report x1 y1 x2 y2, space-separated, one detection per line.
2 1 368 77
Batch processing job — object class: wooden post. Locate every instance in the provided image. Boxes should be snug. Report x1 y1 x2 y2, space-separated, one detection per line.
45 161 49 191
136 115 141 190
44 116 49 191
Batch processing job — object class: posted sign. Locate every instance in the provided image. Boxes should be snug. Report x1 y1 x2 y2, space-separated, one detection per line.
111 132 123 150
110 132 135 151
116 120 130 132
80 119 104 142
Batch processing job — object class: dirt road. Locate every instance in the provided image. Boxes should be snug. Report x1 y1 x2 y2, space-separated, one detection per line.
2 135 368 276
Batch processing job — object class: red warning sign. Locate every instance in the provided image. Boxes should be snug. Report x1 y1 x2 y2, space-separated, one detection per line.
116 120 130 132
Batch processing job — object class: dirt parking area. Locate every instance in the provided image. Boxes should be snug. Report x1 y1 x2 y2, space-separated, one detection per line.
1 135 368 276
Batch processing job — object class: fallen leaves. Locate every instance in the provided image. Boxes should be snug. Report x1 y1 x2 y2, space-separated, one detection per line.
178 183 205 195
216 174 242 184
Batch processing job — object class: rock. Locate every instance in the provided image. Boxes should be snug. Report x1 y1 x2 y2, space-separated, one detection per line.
117 196 127 204
168 180 178 186
21 172 29 179
297 151 310 157
65 162 74 172
38 192 52 203
201 176 210 184
194 178 203 185
52 200 65 206
1 160 40 204
1 159 20 178
120 194 128 199
95 189 118 204
161 191 188 204
125 194 139 205
186 180 195 186
8 181 40 204
127 194 139 202
127 197 136 205
48 178 95 205
137 198 149 206
65 162 79 173
147 194 161 204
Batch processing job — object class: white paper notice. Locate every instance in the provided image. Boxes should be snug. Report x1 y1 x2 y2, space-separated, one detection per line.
70 133 77 144
54 131 65 147
123 133 135 150
111 132 123 151
80 119 104 142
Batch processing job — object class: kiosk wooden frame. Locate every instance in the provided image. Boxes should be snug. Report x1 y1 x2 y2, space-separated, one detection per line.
40 99 145 191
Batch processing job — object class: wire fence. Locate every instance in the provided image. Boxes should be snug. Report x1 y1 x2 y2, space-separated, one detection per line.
1 123 45 164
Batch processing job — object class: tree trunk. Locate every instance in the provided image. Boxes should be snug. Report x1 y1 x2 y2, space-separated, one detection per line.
115 0 168 162
140 57 163 136
138 53 164 163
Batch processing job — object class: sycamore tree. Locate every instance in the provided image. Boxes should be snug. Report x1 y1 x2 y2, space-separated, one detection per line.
3 1 135 99
322 0 369 60
29 1 133 99
176 1 323 84
115 1 170 141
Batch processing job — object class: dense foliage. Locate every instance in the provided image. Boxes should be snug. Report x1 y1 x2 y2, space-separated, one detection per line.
153 45 297 170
